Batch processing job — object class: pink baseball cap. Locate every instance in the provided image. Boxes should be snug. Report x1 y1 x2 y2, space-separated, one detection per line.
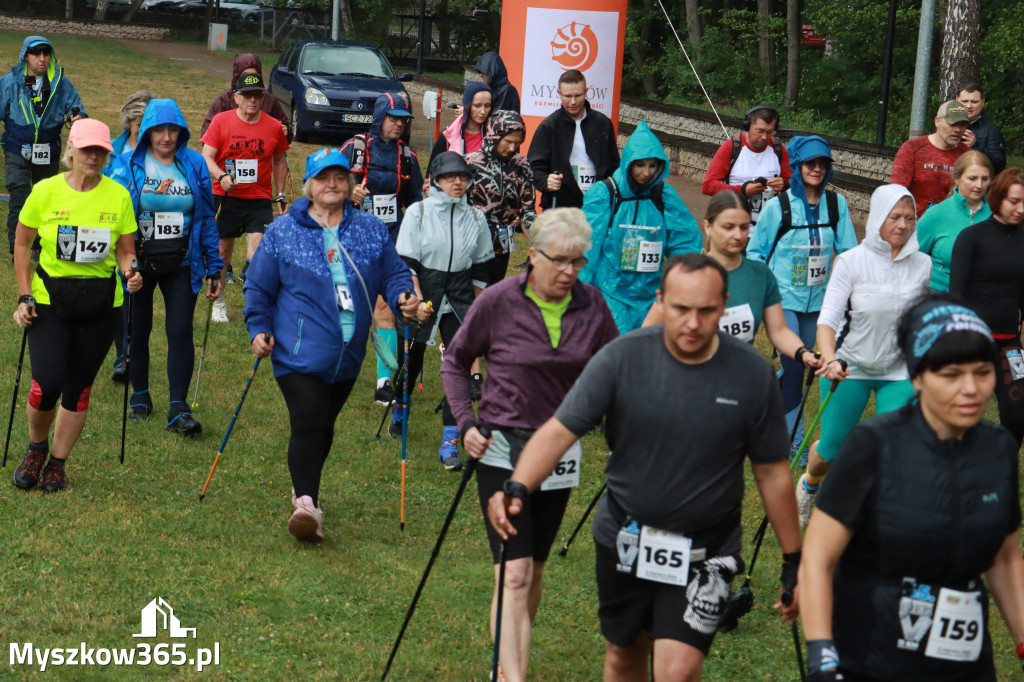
68 118 113 152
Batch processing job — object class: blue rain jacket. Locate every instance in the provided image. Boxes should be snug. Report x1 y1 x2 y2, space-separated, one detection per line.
107 98 222 294
0 36 85 159
243 199 414 383
747 135 858 313
580 120 701 333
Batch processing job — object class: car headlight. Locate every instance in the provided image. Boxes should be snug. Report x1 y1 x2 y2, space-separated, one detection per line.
304 88 329 106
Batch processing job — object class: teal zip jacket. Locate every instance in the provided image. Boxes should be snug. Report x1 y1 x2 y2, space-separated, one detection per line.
0 36 85 159
916 188 991 292
580 120 701 333
747 135 857 313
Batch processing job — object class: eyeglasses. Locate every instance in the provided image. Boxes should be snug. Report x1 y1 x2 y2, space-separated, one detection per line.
537 249 587 271
752 127 776 136
26 48 51 57
803 158 831 170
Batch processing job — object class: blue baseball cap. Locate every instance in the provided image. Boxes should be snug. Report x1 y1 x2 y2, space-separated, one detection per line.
304 148 350 181
383 92 412 118
27 40 48 48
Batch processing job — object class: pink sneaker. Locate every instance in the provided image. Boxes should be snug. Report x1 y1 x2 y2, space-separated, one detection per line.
288 495 323 542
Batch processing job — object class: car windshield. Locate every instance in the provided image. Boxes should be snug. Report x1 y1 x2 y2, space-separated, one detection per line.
300 46 395 79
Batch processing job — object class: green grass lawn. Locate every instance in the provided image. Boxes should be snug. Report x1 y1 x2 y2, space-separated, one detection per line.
0 31 1020 681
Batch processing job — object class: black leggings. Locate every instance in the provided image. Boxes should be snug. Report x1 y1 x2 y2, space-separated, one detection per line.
487 252 511 286
276 372 356 506
124 265 197 405
995 338 1024 447
394 313 460 426
28 305 116 412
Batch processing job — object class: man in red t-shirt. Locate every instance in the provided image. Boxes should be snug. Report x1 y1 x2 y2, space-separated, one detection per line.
890 100 970 218
201 74 289 322
702 106 792 227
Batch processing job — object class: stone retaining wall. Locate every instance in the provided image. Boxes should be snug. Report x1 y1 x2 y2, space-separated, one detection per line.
0 14 170 41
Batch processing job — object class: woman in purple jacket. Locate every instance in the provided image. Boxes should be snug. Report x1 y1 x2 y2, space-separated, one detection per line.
441 207 619 682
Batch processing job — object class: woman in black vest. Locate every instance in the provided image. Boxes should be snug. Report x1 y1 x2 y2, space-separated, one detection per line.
799 294 1024 681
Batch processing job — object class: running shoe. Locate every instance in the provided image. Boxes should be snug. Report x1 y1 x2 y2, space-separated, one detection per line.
13 446 47 489
796 473 817 527
40 461 66 492
469 373 483 401
111 355 128 385
128 392 153 422
288 495 324 542
212 298 229 323
167 411 202 437
439 426 462 471
389 404 404 440
225 263 235 285
375 378 395 406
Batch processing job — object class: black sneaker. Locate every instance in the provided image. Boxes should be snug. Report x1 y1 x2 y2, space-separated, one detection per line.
128 393 153 422
111 355 128 385
40 462 66 492
13 447 47 489
375 379 395 406
442 454 463 472
388 412 403 440
469 373 483 401
167 412 202 437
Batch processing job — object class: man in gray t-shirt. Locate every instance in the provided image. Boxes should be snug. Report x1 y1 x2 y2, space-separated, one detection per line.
487 253 802 681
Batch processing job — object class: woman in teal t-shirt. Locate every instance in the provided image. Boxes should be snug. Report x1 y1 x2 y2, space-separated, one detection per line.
646 190 821 368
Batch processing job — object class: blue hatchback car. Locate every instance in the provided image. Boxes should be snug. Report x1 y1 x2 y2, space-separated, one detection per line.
269 40 414 142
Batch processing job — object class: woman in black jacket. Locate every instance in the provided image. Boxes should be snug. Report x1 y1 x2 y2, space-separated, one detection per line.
799 294 1024 681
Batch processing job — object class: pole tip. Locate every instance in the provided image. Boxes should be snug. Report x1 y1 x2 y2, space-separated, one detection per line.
557 546 567 557
400 523 405 532
118 452 124 464
199 494 205 502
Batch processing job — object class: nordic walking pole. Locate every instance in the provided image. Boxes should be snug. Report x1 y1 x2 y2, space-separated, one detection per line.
381 426 490 681
492 540 508 681
117 258 138 465
190 276 216 410
199 332 271 502
556 479 606 558
374 300 431 440
3 325 29 467
400 318 410 531
790 359 847 472
782 590 807 682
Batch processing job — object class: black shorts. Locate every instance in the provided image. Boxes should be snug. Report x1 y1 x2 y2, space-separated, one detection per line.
214 195 273 239
594 540 742 654
475 462 572 564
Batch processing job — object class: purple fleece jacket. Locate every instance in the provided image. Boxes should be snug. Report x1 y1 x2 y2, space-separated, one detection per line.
442 268 619 432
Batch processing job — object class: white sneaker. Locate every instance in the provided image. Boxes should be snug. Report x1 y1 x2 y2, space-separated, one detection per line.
288 495 324 542
212 298 229 323
796 473 817 527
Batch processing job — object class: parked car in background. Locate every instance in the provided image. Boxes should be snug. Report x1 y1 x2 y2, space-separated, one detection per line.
269 40 413 143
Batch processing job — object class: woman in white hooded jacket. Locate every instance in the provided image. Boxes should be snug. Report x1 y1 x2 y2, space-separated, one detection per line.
795 184 931 525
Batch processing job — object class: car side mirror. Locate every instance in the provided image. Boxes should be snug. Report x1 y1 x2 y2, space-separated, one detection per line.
398 73 414 82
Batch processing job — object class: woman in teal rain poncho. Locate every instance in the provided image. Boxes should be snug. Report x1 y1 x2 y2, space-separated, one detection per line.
580 120 701 333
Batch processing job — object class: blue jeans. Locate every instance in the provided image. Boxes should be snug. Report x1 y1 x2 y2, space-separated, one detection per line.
780 310 818 446
124 265 197 408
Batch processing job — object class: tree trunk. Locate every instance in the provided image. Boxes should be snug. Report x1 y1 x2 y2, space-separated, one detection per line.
785 0 799 106
683 0 702 59
757 0 775 82
204 0 215 38
123 0 146 23
938 0 980 101
93 0 109 21
630 0 658 97
339 0 354 35
66 0 74 19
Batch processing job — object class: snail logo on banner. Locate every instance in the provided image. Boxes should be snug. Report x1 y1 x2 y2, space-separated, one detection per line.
521 8 619 118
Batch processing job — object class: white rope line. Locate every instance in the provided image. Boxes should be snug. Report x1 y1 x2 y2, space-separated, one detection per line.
656 0 731 140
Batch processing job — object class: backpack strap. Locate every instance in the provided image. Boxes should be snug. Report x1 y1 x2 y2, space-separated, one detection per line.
728 135 741 177
603 177 621 231
765 190 840 264
825 189 839 235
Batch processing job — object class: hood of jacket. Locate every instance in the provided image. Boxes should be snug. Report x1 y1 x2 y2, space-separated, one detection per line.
865 183 920 259
15 36 57 83
231 53 263 89
462 81 492 111
787 135 834 206
611 120 669 197
369 91 410 138
131 98 190 164
474 52 510 91
481 110 525 160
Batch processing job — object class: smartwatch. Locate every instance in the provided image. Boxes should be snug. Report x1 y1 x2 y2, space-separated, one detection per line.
17 294 35 307
502 479 529 504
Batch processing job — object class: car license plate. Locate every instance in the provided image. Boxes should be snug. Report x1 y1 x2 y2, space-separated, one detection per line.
343 114 373 123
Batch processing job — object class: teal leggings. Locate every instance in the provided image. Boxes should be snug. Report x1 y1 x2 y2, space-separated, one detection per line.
817 377 915 462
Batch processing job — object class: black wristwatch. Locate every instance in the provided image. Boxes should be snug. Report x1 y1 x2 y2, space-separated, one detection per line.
217 172 230 182
794 346 812 362
18 294 35 307
502 479 529 503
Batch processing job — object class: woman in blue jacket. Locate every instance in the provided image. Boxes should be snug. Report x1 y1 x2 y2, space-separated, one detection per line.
107 99 223 436
244 148 419 542
580 120 701 333
748 135 858 454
